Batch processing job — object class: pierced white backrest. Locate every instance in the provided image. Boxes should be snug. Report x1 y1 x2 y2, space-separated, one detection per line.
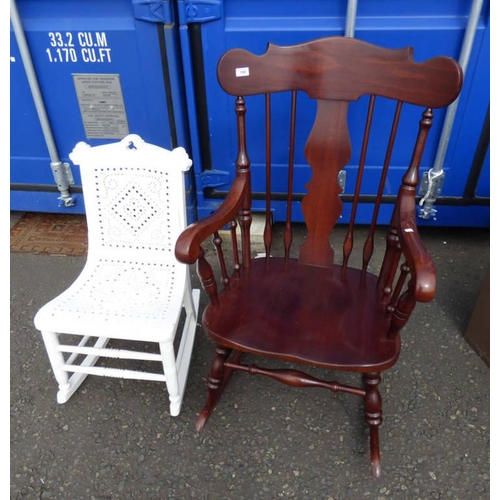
70 135 192 261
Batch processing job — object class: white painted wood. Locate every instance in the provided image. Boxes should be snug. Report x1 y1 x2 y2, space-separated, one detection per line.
63 365 167 382
175 288 201 415
59 345 163 362
59 336 110 403
65 335 93 366
34 135 200 416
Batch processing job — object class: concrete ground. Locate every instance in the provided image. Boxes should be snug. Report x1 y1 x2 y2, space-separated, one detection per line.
10 212 489 499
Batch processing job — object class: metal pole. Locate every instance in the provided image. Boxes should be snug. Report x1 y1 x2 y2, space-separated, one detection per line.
10 0 74 206
337 0 359 194
345 0 358 38
419 0 484 219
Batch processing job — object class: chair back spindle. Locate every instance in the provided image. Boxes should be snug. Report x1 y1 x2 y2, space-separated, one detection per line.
378 221 402 304
386 262 410 317
212 231 230 287
284 90 298 262
404 108 434 188
343 94 376 272
388 289 416 339
229 219 241 278
264 93 273 260
362 101 403 274
235 96 252 269
197 245 219 306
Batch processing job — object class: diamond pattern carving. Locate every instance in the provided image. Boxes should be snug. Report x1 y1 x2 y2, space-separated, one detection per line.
112 186 156 233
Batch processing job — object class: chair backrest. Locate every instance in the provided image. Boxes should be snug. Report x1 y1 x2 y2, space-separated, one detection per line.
69 134 192 262
216 37 462 272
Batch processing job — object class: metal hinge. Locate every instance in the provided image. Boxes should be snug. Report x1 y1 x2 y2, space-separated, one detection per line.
199 169 230 189
132 0 174 24
177 0 222 25
418 169 445 220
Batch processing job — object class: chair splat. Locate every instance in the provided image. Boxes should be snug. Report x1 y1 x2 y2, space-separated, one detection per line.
362 100 403 274
343 94 376 272
299 99 352 268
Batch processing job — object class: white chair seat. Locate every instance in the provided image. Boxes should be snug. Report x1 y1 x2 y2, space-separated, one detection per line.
33 135 200 417
35 257 192 341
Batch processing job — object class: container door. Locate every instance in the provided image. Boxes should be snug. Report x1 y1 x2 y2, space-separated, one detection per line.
177 0 489 227
10 0 195 222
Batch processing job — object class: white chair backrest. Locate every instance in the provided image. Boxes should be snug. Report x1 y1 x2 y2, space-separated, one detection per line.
69 134 192 262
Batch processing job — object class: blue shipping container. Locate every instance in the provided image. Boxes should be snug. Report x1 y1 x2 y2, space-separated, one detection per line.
176 0 490 227
10 0 195 222
10 0 490 227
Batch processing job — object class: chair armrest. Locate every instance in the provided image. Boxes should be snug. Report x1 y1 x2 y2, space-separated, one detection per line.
396 188 436 303
175 176 248 264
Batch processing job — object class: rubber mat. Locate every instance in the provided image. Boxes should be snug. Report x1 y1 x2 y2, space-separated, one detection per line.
10 213 88 256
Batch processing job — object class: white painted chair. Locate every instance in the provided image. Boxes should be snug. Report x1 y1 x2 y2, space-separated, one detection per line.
34 134 200 416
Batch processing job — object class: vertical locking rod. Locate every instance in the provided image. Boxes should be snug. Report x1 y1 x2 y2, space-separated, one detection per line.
10 0 75 206
345 0 358 38
419 0 484 219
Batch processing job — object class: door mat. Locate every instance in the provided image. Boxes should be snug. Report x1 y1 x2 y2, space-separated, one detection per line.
10 213 88 256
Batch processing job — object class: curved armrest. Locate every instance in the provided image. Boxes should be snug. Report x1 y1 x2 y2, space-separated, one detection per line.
175 176 248 264
396 188 436 302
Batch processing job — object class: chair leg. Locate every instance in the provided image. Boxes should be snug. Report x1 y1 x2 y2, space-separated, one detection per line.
183 283 198 318
41 331 72 403
196 345 231 431
172 288 200 416
159 341 181 417
363 372 383 478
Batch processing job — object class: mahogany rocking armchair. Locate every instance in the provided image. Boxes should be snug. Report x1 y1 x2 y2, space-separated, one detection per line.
175 37 462 477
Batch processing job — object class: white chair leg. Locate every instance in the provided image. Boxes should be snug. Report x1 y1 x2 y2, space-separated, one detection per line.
159 341 181 416
41 331 73 404
182 274 197 314
174 288 200 408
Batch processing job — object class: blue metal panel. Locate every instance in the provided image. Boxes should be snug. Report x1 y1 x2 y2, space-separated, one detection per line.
177 24 204 183
11 0 194 221
443 17 490 195
475 145 490 198
178 0 490 227
161 8 198 222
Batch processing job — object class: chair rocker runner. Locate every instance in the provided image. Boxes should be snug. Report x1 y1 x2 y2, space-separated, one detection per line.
175 37 463 476
34 135 200 417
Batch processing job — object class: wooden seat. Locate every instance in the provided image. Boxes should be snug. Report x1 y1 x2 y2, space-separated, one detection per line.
204 258 400 371
175 36 462 477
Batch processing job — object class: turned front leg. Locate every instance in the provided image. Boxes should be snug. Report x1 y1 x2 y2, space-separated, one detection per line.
196 345 231 431
363 372 383 478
